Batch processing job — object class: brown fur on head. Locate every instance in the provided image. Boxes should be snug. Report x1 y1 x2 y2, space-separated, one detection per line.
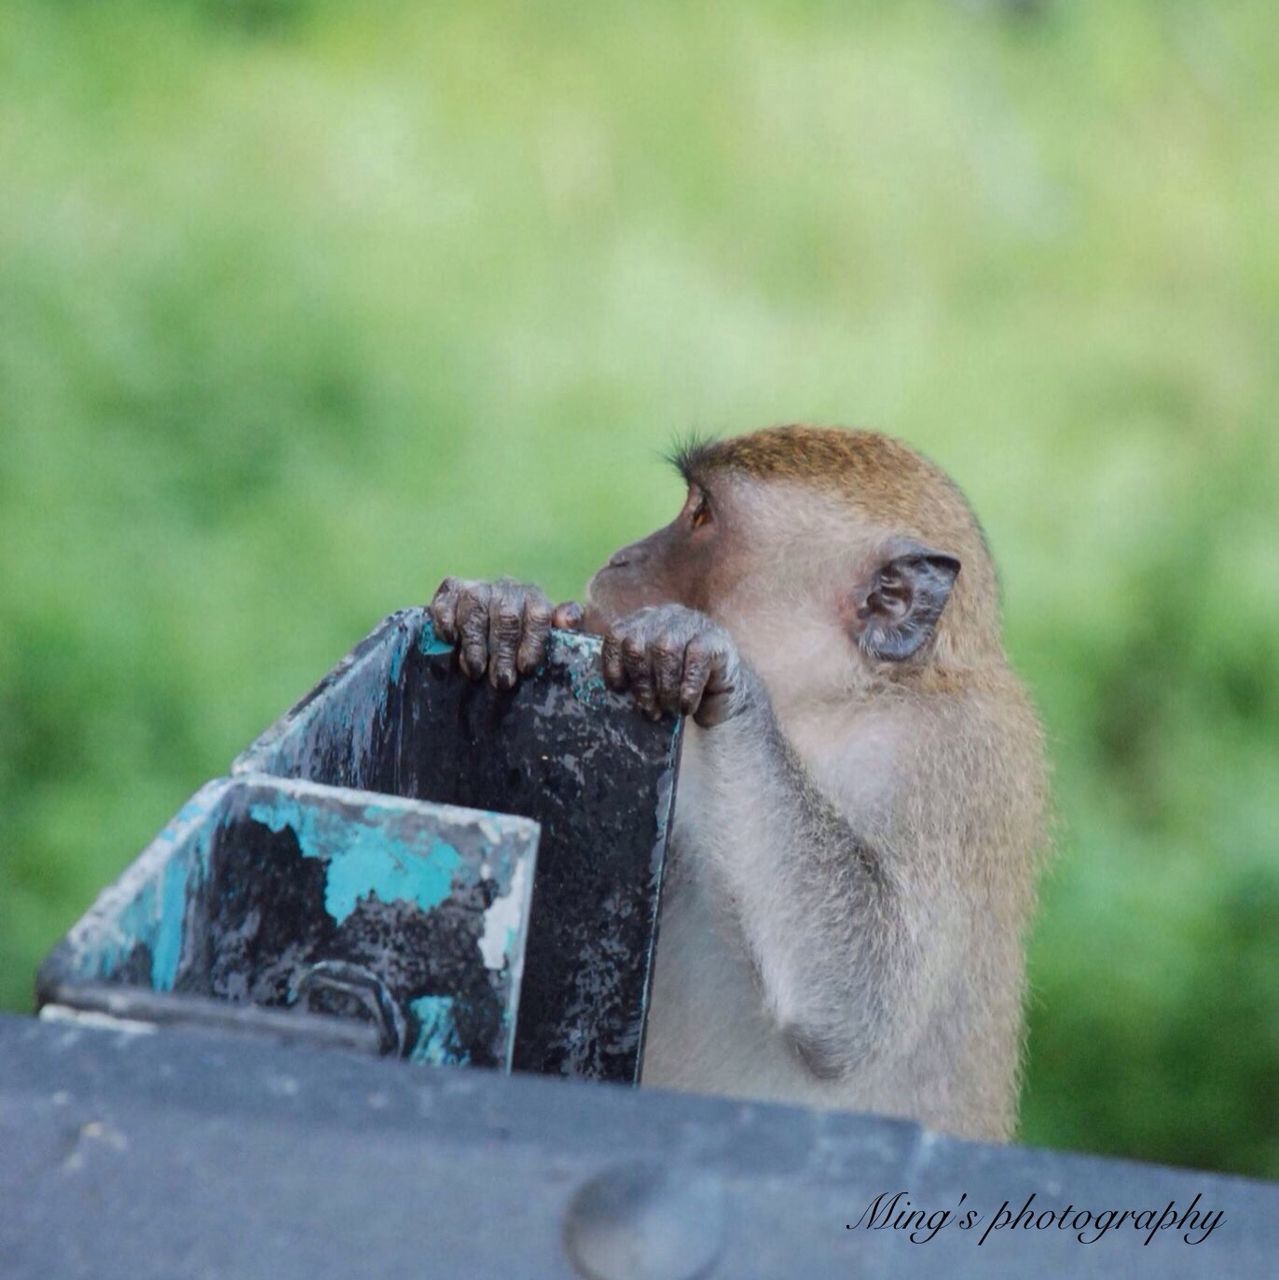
587 425 1005 699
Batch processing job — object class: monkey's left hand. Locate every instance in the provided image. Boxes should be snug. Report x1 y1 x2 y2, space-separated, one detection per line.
600 605 750 728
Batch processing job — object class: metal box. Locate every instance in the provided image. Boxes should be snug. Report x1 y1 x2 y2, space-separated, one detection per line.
38 774 539 1067
40 609 683 1084
234 609 683 1082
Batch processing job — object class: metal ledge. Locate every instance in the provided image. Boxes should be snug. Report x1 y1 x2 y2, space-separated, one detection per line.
0 1013 1273 1279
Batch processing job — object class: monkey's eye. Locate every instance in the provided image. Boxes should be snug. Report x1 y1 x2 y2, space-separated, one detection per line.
689 493 713 531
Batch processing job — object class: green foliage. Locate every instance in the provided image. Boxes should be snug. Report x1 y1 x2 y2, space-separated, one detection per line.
2 0 1276 1177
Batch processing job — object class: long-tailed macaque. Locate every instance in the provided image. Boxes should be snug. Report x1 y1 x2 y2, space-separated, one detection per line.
430 425 1048 1141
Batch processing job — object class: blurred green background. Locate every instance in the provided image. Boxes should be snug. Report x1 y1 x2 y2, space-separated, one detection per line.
2 0 1276 1178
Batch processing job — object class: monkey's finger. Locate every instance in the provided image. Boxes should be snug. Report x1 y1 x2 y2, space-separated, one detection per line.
516 594 554 676
429 577 463 643
695 648 738 728
622 632 660 720
651 636 687 716
551 601 584 631
456 584 493 680
601 628 629 692
678 640 715 719
488 585 526 691
694 685 737 728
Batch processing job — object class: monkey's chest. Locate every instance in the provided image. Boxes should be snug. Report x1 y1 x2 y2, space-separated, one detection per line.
640 853 798 1098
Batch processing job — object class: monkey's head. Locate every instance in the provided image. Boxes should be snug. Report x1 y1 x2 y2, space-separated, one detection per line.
585 426 1004 701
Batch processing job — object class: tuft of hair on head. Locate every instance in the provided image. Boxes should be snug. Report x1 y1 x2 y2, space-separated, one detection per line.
669 424 939 493
665 431 719 488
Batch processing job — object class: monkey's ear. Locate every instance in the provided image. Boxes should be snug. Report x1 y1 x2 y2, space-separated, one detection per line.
854 544 960 663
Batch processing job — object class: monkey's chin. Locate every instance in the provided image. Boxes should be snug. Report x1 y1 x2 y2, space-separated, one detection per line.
583 574 691 635
580 574 631 636
578 599 614 637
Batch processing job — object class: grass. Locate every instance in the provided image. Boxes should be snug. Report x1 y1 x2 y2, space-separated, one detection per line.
2 0 1276 1177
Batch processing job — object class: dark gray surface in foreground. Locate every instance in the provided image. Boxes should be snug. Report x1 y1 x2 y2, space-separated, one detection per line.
0 1014 1273 1280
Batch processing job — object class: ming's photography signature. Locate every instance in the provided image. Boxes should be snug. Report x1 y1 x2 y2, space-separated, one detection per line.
847 1190 1224 1246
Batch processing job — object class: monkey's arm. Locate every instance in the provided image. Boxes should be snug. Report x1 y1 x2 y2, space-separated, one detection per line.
683 688 925 1077
601 604 942 1079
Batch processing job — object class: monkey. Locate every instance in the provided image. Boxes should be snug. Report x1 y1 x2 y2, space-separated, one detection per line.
429 425 1049 1142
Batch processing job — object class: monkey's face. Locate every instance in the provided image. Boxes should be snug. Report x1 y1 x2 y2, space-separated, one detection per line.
589 476 897 718
584 450 975 710
583 475 857 685
584 480 738 629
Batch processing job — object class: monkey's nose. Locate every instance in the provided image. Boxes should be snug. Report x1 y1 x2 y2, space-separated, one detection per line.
607 545 645 570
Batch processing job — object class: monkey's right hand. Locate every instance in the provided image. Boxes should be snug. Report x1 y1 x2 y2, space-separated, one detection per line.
600 604 749 728
429 577 584 689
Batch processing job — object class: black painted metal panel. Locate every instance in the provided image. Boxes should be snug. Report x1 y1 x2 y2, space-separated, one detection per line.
235 609 683 1083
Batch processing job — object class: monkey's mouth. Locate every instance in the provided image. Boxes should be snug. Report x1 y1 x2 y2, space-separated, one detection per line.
577 590 613 638
584 566 707 637
581 568 651 636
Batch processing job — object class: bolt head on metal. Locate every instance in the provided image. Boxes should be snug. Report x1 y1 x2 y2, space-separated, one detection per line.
563 1160 725 1280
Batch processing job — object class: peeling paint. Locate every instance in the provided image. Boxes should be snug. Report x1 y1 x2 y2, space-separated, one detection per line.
41 774 539 1072
231 607 682 1082
479 856 529 974
38 1006 157 1036
246 796 464 925
47 602 678 1086
387 629 412 684
409 995 469 1066
552 630 610 708
151 854 190 991
417 620 455 657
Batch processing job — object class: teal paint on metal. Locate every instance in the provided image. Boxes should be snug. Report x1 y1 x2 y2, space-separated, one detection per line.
45 604 679 1084
387 628 412 684
245 796 465 925
552 630 610 707
80 862 192 991
67 781 226 988
417 620 454 656
408 995 470 1065
151 854 190 991
232 608 683 1083
42 774 541 1071
95 880 156 981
